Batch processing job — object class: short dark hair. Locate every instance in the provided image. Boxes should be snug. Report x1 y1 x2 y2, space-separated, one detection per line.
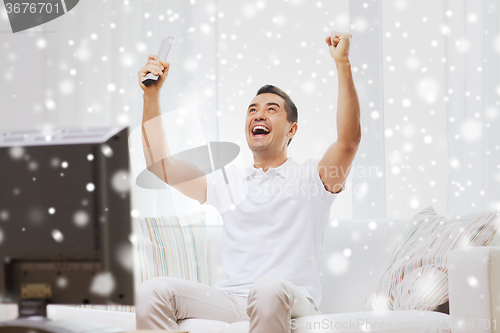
256 84 298 146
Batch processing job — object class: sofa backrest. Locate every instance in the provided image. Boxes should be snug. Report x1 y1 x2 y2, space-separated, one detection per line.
205 218 410 314
319 218 409 313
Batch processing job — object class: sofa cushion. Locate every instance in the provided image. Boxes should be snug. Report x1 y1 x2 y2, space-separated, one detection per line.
360 206 500 312
80 211 209 311
291 311 450 333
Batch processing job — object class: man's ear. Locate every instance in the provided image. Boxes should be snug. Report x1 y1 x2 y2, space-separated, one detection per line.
287 122 298 140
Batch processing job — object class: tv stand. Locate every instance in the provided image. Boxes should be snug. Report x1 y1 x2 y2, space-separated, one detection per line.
0 300 124 333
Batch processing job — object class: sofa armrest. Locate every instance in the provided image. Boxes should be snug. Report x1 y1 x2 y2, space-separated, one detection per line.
448 246 500 333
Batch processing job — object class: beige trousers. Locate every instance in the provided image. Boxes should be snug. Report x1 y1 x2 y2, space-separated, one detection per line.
135 276 319 333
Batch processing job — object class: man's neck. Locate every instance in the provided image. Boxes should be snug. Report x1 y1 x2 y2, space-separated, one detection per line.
252 152 288 172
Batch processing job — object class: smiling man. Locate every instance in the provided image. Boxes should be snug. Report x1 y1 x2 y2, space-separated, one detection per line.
136 30 361 333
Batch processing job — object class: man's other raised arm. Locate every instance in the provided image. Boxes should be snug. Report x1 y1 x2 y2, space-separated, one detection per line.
318 31 361 194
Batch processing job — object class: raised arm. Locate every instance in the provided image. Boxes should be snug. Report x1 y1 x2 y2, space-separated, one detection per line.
138 55 207 204
318 31 361 194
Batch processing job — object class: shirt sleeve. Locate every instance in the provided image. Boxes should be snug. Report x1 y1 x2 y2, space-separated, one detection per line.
307 158 344 206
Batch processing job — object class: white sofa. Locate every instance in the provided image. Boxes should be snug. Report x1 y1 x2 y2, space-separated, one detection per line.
2 217 499 333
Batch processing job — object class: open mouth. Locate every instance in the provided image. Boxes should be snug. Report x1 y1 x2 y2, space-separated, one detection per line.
251 125 271 137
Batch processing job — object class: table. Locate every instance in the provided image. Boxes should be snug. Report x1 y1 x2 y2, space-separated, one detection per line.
124 331 188 333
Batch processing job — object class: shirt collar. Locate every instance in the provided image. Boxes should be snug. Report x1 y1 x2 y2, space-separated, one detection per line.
244 157 296 178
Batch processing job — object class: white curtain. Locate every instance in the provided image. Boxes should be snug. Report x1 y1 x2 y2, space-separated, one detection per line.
349 0 387 218
0 0 219 218
5 0 498 220
351 0 500 219
444 0 500 215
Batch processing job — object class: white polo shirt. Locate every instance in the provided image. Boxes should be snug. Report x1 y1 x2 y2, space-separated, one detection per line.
202 157 341 309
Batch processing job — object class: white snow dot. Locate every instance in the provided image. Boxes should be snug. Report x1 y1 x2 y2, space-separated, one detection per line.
460 119 483 142
440 24 451 35
52 229 64 242
136 42 147 53
50 157 60 168
36 39 47 49
449 158 461 169
61 161 68 168
56 276 68 288
371 111 380 119
101 144 113 157
45 99 56 111
90 272 116 296
116 243 133 272
130 209 140 218
343 248 352 257
200 23 211 34
467 13 478 23
402 99 411 107
48 207 56 215
90 33 98 40
28 161 38 171
0 210 9 221
327 253 349 275
73 210 90 227
424 135 433 144
111 170 130 194
467 276 479 288
406 56 420 70
9 147 25 160
87 154 94 161
486 106 498 120
417 78 439 104
455 38 471 53
86 183 95 192
107 84 116 92
242 3 257 17
183 57 198 72
272 14 286 26
368 221 377 230
120 53 135 67
493 35 500 55
353 17 368 32
76 46 90 61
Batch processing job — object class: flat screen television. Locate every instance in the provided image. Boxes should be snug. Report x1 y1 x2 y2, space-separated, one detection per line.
0 126 134 333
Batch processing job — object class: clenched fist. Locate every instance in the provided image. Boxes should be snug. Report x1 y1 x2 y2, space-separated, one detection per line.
325 31 352 64
138 55 170 94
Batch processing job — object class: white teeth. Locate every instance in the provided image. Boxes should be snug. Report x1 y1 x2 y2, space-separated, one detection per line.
252 125 270 133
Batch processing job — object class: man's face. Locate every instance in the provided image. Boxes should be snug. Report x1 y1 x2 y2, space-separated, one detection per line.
245 93 295 153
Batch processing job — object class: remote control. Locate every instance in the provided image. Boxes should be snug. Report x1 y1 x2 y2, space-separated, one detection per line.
142 36 174 87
